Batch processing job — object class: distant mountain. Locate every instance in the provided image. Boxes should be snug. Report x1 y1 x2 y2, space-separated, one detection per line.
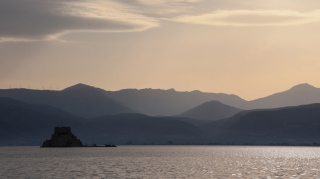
3 97 320 145
0 97 83 121
0 84 134 118
202 103 320 144
88 113 202 144
70 83 320 115
2 83 320 117
0 97 91 145
3 82 320 145
244 83 320 109
0 98 202 145
178 100 243 121
103 88 245 116
65 83 320 116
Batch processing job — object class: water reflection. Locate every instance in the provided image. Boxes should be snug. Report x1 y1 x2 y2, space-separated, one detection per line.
1 146 320 178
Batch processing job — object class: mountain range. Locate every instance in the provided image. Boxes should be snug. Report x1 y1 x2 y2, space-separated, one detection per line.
0 87 133 118
103 87 244 116
2 83 320 145
2 96 320 145
0 97 200 145
202 103 320 144
1 83 319 120
103 83 320 116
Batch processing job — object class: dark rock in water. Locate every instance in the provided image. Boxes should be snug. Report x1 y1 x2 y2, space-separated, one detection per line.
84 144 117 147
41 127 83 147
105 144 117 147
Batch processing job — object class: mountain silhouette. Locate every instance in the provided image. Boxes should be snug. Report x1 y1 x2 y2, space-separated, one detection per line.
0 97 92 145
103 88 245 116
88 113 202 144
3 96 320 145
178 100 243 121
102 83 320 115
63 83 97 91
2 83 320 117
0 84 133 118
203 103 320 144
244 83 320 109
0 97 202 145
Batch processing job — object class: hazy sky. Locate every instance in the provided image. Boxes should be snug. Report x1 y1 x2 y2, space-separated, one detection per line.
1 0 320 100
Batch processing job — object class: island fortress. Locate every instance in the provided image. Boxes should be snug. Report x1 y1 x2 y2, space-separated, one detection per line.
42 127 83 147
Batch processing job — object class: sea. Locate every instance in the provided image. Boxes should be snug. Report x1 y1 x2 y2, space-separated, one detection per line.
1 146 320 179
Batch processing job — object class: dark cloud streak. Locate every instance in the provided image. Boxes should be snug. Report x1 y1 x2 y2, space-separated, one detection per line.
0 0 156 41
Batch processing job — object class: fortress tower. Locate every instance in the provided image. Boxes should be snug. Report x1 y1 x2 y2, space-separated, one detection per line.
41 127 83 147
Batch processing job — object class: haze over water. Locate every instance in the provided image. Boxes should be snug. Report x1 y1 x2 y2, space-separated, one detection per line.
1 146 320 179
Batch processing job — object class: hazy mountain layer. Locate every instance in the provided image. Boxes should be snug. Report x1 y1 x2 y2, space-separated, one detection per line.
203 103 320 144
243 83 320 109
0 85 133 118
0 97 202 145
70 83 320 116
88 113 202 144
2 83 320 117
178 100 243 121
0 97 91 145
2 97 320 145
103 88 245 116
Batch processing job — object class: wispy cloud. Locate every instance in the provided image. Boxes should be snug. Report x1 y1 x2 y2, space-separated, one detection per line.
3 0 318 43
170 9 320 26
119 0 202 15
136 0 201 6
0 0 158 42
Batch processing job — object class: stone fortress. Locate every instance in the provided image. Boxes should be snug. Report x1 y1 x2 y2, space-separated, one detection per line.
42 127 83 147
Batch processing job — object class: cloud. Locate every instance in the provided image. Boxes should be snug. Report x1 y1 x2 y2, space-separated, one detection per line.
118 0 202 15
0 0 158 42
170 9 320 26
136 0 201 6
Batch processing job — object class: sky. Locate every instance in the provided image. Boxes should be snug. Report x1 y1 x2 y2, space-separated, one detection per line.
1 0 320 100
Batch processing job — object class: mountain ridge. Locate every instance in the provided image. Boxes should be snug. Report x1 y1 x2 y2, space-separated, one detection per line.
103 88 246 116
1 82 320 117
0 97 202 145
178 100 243 121
243 83 320 109
202 103 320 144
0 87 134 118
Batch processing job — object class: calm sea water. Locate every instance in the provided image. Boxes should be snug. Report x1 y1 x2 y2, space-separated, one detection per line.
1 146 320 179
